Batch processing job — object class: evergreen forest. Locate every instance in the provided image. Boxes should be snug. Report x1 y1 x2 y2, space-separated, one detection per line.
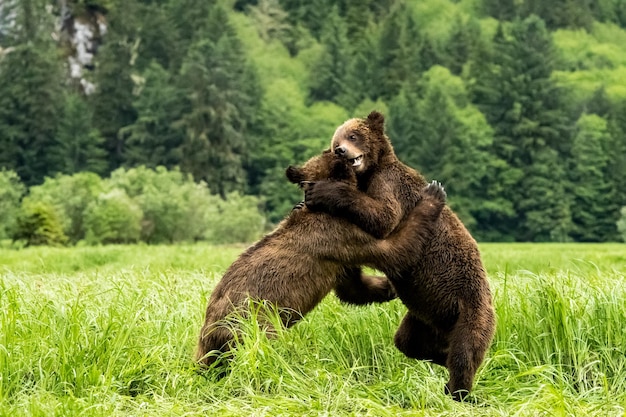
1 0 626 243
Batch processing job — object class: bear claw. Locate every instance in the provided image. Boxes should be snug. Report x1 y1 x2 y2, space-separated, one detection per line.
425 180 447 202
292 201 306 211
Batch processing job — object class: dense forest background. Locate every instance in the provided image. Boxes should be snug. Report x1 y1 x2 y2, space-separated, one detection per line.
1 0 626 244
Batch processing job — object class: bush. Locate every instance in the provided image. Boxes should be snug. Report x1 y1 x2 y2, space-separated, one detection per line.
108 166 215 243
0 169 25 239
618 207 626 242
4 167 269 246
204 192 266 244
12 200 68 246
26 172 104 243
84 189 143 245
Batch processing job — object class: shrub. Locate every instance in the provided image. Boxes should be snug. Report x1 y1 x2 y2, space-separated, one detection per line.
26 172 104 243
84 189 143 245
0 169 25 239
108 166 215 243
12 200 68 246
618 207 626 242
204 192 266 244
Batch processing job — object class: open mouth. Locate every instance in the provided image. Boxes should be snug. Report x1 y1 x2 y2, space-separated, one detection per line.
349 155 363 167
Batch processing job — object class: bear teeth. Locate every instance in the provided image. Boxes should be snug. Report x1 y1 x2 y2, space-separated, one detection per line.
351 155 363 167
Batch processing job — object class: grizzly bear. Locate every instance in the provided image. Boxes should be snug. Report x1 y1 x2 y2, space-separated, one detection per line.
303 111 496 401
195 151 447 366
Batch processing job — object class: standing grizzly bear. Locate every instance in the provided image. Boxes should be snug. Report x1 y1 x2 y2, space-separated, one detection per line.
195 151 447 366
303 111 495 401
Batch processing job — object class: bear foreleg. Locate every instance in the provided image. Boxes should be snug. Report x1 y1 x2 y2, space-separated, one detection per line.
393 312 449 367
333 266 397 305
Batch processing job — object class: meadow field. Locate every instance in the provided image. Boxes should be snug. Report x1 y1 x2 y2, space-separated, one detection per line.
0 243 625 416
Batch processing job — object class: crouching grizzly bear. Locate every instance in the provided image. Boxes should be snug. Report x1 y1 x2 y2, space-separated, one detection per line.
303 111 496 401
195 151 447 367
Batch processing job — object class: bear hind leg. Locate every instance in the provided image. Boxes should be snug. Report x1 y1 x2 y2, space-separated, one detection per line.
445 306 495 401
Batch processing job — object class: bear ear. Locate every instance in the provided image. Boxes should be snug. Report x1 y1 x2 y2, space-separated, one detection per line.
366 111 385 134
286 166 305 184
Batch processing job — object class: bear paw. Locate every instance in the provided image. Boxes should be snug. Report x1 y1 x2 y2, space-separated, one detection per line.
292 201 306 211
424 180 447 203
303 180 346 211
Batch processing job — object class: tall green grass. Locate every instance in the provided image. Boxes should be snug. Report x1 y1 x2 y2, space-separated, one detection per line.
0 244 624 416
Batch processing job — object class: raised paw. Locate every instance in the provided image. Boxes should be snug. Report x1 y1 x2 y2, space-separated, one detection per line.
424 180 447 203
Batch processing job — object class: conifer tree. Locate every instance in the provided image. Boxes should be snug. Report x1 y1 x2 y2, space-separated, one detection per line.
0 0 64 185
470 16 573 241
89 0 139 172
568 114 616 241
375 2 423 99
605 99 626 236
55 93 108 175
390 67 499 232
444 15 482 75
122 62 184 169
308 6 354 107
177 4 261 196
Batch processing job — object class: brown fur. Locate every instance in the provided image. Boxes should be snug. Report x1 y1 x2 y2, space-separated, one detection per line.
195 151 447 366
304 111 496 401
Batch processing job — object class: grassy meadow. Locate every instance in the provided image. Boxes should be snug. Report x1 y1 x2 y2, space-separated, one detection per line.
0 243 625 416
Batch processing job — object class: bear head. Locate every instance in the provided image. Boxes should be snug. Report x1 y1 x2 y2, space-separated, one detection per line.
330 111 393 175
286 149 357 186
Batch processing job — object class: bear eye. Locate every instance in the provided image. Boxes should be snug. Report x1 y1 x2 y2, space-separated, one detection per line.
348 133 358 142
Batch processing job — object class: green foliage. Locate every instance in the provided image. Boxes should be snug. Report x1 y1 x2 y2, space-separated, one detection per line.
375 2 425 99
443 14 482 75
55 93 108 175
204 192 266 244
307 6 354 107
617 207 626 242
482 0 596 29
247 0 291 43
390 66 497 231
0 169 25 239
84 189 142 244
17 167 268 245
132 2 181 70
12 200 68 246
605 99 626 217
568 114 617 241
121 61 184 169
26 172 104 243
108 166 211 243
554 27 626 71
470 16 574 241
2 0 626 242
0 42 64 185
176 4 262 196
89 0 139 171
